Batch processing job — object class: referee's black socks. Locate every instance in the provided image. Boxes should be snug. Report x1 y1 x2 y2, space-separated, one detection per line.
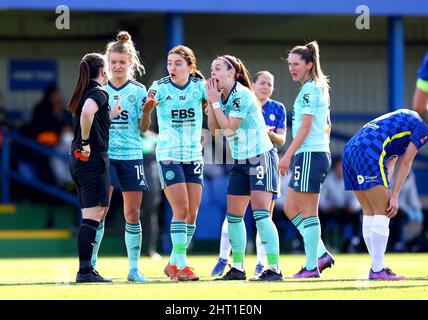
78 219 100 274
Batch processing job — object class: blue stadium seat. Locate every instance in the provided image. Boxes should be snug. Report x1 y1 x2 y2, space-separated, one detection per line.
201 179 213 203
414 168 428 195
211 175 228 208
194 203 224 240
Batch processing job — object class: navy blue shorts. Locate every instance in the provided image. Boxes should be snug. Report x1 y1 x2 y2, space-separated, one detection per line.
227 148 279 196
342 146 389 190
288 151 331 193
69 150 110 208
157 160 204 189
109 158 149 192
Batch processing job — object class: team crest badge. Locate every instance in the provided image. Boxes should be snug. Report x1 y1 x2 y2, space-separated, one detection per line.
127 94 137 104
166 171 175 180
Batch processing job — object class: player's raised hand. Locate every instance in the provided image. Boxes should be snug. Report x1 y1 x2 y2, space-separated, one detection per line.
110 96 123 119
142 98 160 113
205 78 221 105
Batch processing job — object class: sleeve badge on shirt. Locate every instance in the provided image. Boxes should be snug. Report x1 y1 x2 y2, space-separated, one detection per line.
232 98 241 110
148 89 157 99
420 135 428 145
303 93 310 104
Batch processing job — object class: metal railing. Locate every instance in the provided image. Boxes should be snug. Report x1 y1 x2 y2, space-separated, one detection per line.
1 125 427 207
1 129 79 208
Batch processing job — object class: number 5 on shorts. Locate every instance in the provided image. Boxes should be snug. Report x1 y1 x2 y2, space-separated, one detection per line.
294 165 301 181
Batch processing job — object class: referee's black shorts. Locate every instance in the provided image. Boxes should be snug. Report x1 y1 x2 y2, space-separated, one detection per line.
69 150 110 208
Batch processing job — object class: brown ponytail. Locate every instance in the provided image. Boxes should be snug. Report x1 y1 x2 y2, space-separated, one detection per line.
68 53 106 116
290 41 330 94
218 55 253 91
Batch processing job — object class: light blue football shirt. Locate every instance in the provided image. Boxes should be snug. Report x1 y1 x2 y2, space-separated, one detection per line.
148 76 206 162
292 79 330 154
104 80 147 160
220 82 273 160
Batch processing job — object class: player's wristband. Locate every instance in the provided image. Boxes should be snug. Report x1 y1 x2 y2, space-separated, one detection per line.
81 139 90 146
212 102 221 110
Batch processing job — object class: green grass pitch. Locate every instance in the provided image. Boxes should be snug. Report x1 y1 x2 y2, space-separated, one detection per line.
0 253 427 300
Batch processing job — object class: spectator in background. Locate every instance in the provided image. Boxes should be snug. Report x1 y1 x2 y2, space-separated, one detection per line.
0 91 9 146
319 156 362 253
390 170 425 252
50 125 74 188
31 83 70 146
413 52 428 120
0 91 6 126
29 83 70 185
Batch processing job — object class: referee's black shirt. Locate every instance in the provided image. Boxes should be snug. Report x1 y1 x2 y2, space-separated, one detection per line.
71 80 110 152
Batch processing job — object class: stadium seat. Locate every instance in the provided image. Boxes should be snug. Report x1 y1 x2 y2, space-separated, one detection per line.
194 203 224 240
201 179 213 203
211 175 228 208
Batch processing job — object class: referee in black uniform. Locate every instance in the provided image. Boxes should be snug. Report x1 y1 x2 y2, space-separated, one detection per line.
68 53 122 283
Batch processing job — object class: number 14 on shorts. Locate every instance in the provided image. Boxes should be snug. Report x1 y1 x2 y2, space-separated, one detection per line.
134 164 144 180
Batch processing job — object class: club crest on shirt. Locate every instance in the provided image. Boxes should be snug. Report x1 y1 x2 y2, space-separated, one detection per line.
192 90 200 100
269 114 276 121
127 94 137 104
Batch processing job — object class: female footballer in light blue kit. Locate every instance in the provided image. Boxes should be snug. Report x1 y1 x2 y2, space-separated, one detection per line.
90 31 148 282
141 45 206 281
279 41 334 278
211 70 287 278
206 55 283 281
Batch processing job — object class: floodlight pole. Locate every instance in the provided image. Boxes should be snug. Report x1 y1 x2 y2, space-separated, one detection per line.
387 16 404 112
166 13 184 50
